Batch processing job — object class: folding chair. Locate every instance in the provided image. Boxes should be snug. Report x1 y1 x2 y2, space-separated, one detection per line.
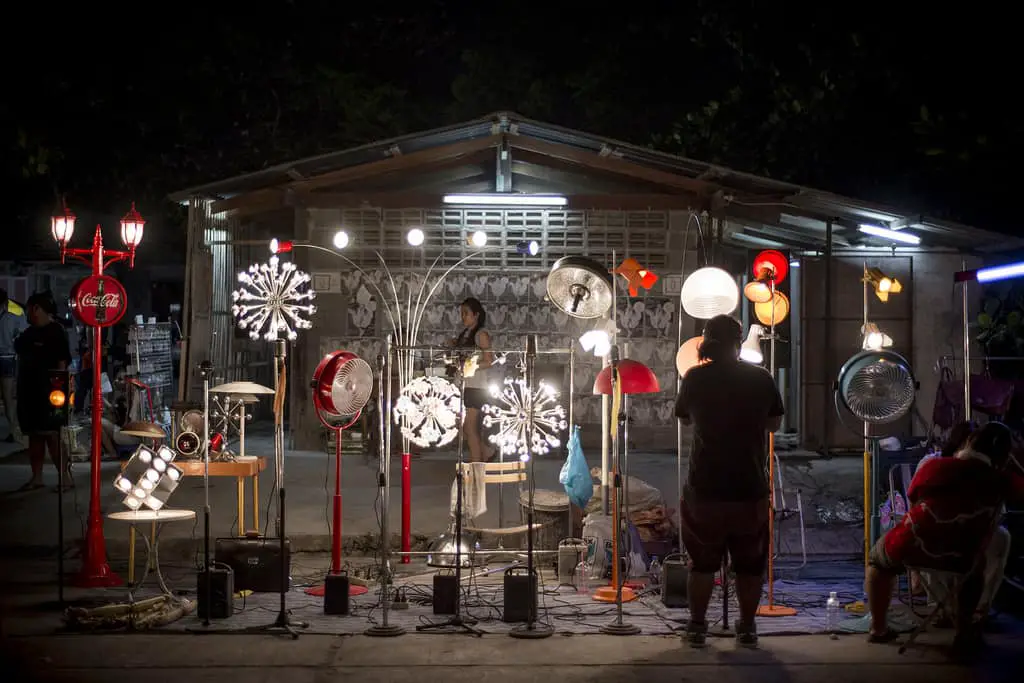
899 511 1003 654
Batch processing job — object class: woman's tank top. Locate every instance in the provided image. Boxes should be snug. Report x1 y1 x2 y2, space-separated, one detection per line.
456 327 489 389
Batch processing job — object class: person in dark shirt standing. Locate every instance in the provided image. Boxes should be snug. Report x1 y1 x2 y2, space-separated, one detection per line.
675 315 784 647
13 292 72 492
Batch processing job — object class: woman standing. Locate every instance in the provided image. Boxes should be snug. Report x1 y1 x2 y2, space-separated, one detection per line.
451 297 495 462
14 292 72 492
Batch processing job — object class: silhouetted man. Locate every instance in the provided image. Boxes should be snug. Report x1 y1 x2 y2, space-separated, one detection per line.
675 315 783 648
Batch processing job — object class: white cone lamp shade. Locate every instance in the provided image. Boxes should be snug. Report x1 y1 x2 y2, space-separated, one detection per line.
680 267 740 319
675 336 704 376
740 325 765 364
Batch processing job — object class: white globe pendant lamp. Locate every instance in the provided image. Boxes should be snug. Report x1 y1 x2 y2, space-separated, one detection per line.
680 267 740 319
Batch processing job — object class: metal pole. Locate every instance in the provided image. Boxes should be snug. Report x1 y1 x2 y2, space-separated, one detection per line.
822 221 833 458
365 345 405 636
962 260 972 421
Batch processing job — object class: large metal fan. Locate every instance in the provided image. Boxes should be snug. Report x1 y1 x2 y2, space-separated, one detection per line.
307 350 374 599
837 350 916 425
546 256 614 319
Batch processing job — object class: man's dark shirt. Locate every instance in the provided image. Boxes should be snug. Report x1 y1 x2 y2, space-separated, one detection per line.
676 359 785 502
15 321 72 401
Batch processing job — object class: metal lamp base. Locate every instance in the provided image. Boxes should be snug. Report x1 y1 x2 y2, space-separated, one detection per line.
600 620 641 636
509 623 553 639
365 624 406 637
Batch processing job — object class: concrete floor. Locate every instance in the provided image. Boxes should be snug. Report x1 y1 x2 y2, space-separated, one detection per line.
2 632 1021 683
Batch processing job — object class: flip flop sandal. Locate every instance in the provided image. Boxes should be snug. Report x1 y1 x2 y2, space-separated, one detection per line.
16 482 45 493
868 628 900 644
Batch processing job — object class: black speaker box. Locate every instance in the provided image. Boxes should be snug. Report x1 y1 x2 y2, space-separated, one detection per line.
197 566 234 619
433 574 458 614
502 567 537 622
661 557 689 608
214 537 291 593
324 573 351 615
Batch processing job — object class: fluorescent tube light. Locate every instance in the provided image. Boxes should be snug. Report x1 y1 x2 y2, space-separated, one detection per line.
858 224 921 245
443 193 567 207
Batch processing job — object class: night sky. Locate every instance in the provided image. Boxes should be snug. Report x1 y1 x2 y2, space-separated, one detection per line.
5 5 1018 257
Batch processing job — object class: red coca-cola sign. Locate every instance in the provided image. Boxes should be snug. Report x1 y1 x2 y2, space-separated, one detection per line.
70 275 128 328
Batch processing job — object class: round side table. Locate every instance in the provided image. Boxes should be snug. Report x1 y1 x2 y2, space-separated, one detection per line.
107 509 196 598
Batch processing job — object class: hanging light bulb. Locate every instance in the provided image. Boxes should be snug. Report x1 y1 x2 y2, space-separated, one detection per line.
740 325 765 364
332 230 350 250
680 267 740 319
470 230 488 248
861 322 893 351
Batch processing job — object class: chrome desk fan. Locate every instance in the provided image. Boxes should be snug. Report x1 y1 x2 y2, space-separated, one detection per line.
835 350 917 627
305 350 374 599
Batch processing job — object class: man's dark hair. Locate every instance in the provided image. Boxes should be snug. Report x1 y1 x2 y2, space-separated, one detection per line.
967 421 1013 468
698 315 743 363
940 421 976 458
26 291 57 316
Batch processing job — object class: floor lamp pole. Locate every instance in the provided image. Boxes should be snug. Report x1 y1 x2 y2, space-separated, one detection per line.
758 281 797 617
417 347 482 636
200 360 213 627
367 340 405 637
596 345 640 635
240 338 308 638
510 335 553 639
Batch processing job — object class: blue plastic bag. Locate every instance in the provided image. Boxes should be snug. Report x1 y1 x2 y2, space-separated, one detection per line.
559 426 593 510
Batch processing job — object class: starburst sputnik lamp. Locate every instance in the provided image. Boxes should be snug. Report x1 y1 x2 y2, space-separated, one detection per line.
228 254 317 638
482 378 568 461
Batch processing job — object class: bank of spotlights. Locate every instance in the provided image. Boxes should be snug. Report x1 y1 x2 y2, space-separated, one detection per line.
517 240 540 256
332 230 350 250
861 322 893 351
407 227 425 247
113 444 183 512
740 325 764 364
579 319 617 358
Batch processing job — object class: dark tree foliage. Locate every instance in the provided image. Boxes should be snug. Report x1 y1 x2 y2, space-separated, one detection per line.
5 4 1020 256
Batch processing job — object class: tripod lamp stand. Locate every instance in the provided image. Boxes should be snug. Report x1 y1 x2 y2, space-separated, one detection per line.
230 254 316 638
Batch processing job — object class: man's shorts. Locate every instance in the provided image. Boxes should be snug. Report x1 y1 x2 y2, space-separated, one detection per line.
679 495 770 575
868 536 906 574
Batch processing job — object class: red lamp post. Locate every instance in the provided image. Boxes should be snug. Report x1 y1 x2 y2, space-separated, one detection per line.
52 200 145 588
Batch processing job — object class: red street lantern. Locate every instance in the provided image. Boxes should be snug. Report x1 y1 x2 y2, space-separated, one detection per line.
51 201 76 246
120 202 145 249
49 199 146 589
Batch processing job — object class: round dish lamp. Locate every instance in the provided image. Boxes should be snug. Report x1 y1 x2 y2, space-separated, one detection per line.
593 359 660 395
675 336 704 376
753 291 790 326
680 267 739 319
751 249 789 286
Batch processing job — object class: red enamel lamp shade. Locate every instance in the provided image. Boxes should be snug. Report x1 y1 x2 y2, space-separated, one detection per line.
751 249 788 286
312 350 373 429
593 359 660 395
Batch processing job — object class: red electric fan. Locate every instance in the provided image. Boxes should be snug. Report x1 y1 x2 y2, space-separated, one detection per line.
305 350 374 598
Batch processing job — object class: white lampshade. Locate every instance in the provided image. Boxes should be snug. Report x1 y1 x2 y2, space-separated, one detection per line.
680 267 739 319
861 322 893 351
740 325 764 364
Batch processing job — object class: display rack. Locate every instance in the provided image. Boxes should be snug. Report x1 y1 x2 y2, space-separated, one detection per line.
128 322 174 431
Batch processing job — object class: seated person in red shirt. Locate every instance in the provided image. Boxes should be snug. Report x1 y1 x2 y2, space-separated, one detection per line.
866 422 1024 649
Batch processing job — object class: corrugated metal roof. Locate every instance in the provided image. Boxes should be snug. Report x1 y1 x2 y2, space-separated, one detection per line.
169 111 1021 253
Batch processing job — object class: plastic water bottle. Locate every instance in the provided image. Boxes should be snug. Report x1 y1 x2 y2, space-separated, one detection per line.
826 591 841 636
648 557 662 585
